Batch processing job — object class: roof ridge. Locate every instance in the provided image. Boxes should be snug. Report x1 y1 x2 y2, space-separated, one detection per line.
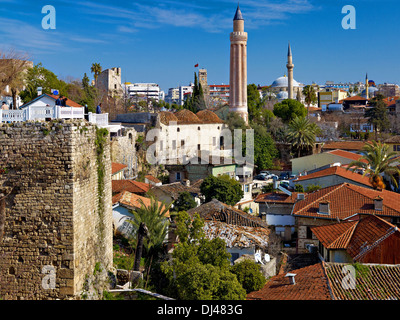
293 183 348 217
328 222 358 249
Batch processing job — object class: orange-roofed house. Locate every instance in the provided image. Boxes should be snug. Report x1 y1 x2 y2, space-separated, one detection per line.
291 149 367 175
292 182 400 253
311 214 400 264
247 263 332 300
112 191 170 239
293 165 373 190
111 162 127 180
112 179 151 196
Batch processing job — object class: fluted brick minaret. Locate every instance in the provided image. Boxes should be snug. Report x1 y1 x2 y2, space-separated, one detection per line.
287 42 294 100
229 5 248 124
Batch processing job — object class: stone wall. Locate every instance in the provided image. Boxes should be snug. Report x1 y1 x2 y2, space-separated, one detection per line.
110 128 137 179
0 120 113 300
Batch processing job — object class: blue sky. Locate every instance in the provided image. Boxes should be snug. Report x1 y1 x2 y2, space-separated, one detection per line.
1 0 400 92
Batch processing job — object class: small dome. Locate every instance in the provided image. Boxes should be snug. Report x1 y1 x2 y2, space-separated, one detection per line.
196 110 223 124
361 86 378 97
277 91 289 100
159 111 178 125
271 76 301 88
175 109 202 124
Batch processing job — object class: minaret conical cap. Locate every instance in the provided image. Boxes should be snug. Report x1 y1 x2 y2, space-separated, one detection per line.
234 4 244 20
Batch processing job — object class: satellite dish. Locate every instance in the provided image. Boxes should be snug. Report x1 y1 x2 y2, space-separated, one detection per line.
52 89 59 95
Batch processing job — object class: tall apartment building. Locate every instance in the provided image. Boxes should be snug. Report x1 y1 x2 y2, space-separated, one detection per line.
125 83 164 103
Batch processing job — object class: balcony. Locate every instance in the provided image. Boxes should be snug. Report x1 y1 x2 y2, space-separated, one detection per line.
0 106 110 128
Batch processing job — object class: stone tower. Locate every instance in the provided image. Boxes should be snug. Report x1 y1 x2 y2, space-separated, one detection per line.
365 73 369 99
229 5 248 124
287 42 294 100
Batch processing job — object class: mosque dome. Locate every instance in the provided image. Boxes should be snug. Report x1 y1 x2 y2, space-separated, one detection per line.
276 91 289 100
361 86 378 97
271 76 301 88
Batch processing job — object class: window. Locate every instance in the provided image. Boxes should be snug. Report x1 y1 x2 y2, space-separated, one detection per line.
181 140 185 147
197 144 201 151
172 140 176 150
176 172 181 181
177 128 180 132
306 227 313 239
244 184 250 193
198 127 201 131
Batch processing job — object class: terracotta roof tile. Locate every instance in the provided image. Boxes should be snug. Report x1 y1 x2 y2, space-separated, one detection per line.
255 192 300 204
327 149 368 163
196 110 223 124
322 141 367 151
113 191 169 217
293 183 400 220
324 262 400 300
295 166 372 187
112 180 151 195
48 94 83 108
145 175 161 184
247 263 332 300
112 162 127 175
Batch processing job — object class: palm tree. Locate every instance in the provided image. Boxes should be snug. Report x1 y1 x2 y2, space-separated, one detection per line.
90 63 102 85
302 85 318 118
287 116 321 158
129 197 171 275
346 140 400 190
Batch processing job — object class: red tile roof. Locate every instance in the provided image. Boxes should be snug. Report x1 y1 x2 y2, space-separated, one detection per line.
48 94 83 108
295 166 372 187
145 175 161 184
293 183 400 220
327 149 368 163
311 220 358 249
247 263 332 300
112 162 128 175
322 141 367 151
255 192 300 204
112 180 151 195
343 95 368 101
324 262 400 300
113 191 169 217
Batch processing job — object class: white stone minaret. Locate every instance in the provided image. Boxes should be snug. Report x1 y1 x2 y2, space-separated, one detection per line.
229 5 248 124
365 73 369 99
287 42 294 100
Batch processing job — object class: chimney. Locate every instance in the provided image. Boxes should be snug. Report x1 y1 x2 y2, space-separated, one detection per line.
374 196 383 211
286 273 297 285
319 200 330 215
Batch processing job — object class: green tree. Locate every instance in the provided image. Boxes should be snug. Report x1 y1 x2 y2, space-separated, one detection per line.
365 94 390 139
184 72 206 112
200 175 244 206
19 63 67 103
129 197 171 271
160 212 246 300
305 184 322 193
173 191 197 213
287 116 321 158
273 99 307 123
346 140 400 190
230 259 266 294
252 124 279 170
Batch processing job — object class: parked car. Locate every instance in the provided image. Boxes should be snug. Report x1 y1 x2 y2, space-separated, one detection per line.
267 174 279 181
280 172 289 180
259 171 270 176
254 175 267 181
280 180 290 189
289 174 297 180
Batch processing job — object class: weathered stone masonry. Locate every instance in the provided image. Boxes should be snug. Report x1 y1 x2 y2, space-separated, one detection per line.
0 120 113 300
